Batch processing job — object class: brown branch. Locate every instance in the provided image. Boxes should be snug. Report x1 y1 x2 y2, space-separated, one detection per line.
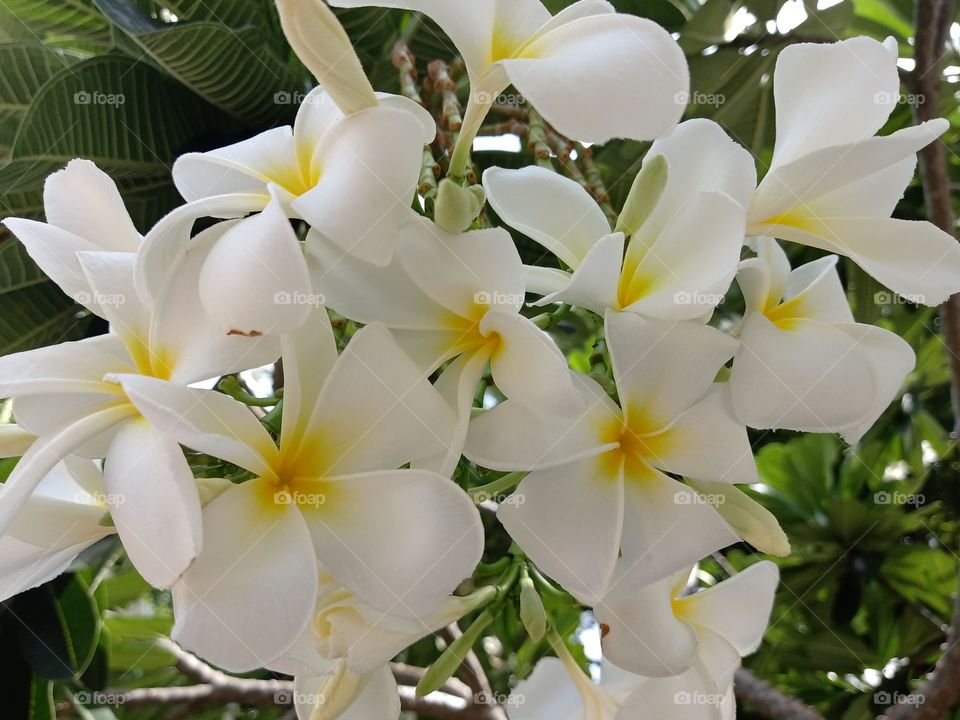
880 1 960 718
426 60 463 132
734 668 825 720
392 40 423 105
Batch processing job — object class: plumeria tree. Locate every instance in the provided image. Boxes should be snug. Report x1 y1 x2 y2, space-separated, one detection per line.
1 1 960 720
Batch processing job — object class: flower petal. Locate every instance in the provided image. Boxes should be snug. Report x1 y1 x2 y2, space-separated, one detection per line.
498 454 624 604
686 480 790 557
606 311 739 428
465 372 618 472
103 417 202 588
770 37 899 166
199 197 312 337
294 323 457 476
172 479 318 671
537 232 624 314
0 335 131 398
482 166 611 268
682 561 779 656
115 374 279 478
620 473 738 587
730 314 882 433
0 425 35 458
302 469 483 617
292 106 425 266
501 13 687 143
509 657 591 720
595 570 698 677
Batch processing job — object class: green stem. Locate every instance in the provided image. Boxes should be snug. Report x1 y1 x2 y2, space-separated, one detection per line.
469 471 526 503
217 376 282 407
448 91 495 181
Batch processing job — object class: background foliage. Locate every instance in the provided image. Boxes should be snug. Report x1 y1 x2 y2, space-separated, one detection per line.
1 0 959 718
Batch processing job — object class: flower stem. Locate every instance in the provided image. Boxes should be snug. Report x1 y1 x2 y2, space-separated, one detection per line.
469 471 526 503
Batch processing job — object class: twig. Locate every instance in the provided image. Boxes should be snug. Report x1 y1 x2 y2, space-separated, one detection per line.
392 40 423 105
734 668 825 720
426 60 463 132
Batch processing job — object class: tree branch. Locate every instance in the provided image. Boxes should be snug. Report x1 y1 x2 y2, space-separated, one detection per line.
734 668 825 720
880 1 960 718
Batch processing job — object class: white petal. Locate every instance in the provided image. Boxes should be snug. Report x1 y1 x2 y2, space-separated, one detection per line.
306 230 448 330
750 120 947 224
681 561 779 655
466 372 618 471
199 198 312 337
538 232 623 314
115 375 279 478
595 571 698 677
276 0 378 115
338 665 401 720
618 662 729 720
730 314 881 433
763 216 960 307
779 255 853 324
501 13 687 143
173 127 296 203
0 537 103 602
653 385 758 485
76 251 151 352
0 335 129 398
482 310 581 414
280 306 338 452
42 159 141 250
620 473 738 588
149 221 282 384
302 469 483 617
509 657 587 720
376 93 438 145
172 479 318 671
103 417 202 588
293 323 457 476
483 166 610 268
686 480 790 557
498 455 624 604
399 218 525 318
292 106 425 266
0 401 136 536
834 323 915 443
643 119 757 237
0 425 35 458
771 37 899 166
524 265 572 297
622 192 744 320
606 312 739 428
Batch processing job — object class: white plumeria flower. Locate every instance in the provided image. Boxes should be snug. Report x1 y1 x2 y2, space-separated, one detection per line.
484 120 755 320
169 85 434 267
0 457 114 602
592 561 779 720
0 167 279 589
465 312 757 603
272 570 495 720
329 0 689 153
730 238 915 443
309 215 580 475
509 655 636 720
115 308 483 672
747 37 960 306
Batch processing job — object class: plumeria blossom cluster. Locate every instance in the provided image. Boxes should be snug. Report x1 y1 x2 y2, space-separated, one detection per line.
0 1 958 718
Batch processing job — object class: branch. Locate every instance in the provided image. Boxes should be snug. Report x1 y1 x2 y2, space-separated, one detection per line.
880 1 960 718
734 668 825 720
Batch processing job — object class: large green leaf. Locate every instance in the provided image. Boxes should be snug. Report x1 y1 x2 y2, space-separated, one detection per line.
0 43 78 158
0 0 113 49
0 240 90 355
95 0 301 125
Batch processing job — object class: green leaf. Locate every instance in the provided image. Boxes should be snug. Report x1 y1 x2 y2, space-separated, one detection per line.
0 0 112 49
15 574 101 680
0 240 90 355
852 0 913 37
679 0 734 53
795 0 855 38
0 43 78 158
95 0 301 125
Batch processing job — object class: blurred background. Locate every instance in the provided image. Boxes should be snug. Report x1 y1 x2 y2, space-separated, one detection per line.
1 0 959 719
